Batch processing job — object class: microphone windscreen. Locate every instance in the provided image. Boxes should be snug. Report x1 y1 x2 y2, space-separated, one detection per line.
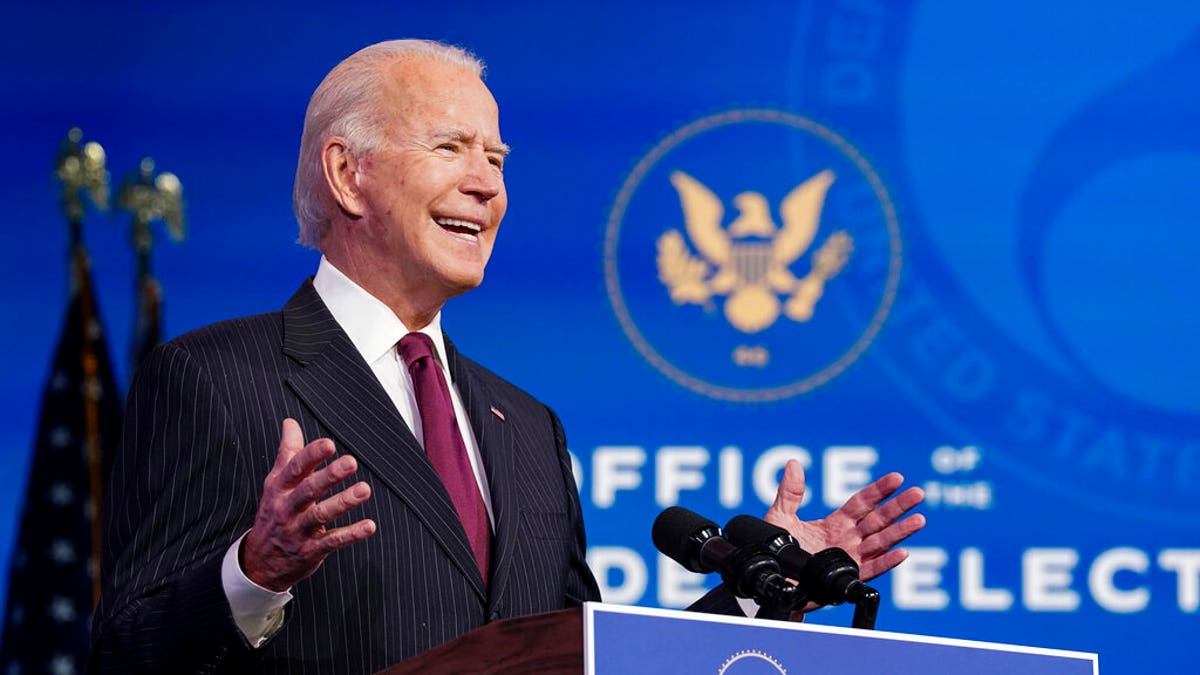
724 514 789 547
652 506 717 566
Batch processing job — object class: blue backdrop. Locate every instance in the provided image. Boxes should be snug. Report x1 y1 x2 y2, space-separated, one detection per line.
3 3 1197 673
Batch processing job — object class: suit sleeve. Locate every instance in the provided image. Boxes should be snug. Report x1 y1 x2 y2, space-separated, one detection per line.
546 406 602 606
686 585 745 616
91 342 265 673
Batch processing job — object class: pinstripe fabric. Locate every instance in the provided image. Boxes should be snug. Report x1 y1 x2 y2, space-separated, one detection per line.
91 280 601 674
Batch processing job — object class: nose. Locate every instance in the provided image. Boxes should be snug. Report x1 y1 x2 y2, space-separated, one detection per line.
460 150 503 202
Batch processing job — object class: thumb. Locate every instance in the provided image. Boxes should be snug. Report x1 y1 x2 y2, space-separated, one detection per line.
765 459 807 523
275 418 306 467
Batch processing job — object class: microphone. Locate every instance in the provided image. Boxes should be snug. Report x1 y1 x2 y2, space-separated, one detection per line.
724 515 875 606
725 515 811 577
652 506 800 610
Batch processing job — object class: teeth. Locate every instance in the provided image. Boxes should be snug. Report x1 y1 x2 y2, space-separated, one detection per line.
434 217 481 232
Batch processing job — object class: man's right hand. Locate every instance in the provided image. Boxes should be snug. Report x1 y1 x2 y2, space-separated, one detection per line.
242 418 377 591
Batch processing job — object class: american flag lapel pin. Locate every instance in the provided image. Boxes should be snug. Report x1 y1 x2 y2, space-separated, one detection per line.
490 405 506 421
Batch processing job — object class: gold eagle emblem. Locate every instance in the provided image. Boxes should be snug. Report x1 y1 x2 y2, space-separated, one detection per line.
657 170 853 333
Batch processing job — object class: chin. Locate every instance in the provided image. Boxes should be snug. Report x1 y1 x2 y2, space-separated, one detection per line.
442 270 486 297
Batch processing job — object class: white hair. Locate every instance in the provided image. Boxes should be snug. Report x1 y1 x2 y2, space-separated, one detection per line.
293 39 485 248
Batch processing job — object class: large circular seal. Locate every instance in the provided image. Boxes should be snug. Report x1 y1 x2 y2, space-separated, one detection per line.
605 109 902 402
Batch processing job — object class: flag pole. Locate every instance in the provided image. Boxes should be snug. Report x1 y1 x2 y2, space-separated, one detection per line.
55 128 111 607
117 157 185 370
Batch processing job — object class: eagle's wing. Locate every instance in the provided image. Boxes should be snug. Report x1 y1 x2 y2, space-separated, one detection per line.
774 169 835 264
670 171 730 265
657 230 712 304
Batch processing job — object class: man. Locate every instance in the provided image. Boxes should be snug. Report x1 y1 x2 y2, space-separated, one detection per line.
92 39 925 673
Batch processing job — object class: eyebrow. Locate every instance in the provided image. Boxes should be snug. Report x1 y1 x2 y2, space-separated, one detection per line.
433 129 511 158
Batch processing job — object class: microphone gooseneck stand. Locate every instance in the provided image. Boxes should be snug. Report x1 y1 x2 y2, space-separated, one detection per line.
798 546 880 630
851 586 880 630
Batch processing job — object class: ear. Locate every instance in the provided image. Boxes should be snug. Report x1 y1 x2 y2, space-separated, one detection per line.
321 137 366 218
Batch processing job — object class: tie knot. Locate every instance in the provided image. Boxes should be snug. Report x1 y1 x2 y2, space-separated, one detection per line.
398 332 436 369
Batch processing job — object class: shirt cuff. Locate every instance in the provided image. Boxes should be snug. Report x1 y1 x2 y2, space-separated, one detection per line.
221 532 293 647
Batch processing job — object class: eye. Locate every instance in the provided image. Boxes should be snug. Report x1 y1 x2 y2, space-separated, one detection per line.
436 142 458 153
488 155 505 171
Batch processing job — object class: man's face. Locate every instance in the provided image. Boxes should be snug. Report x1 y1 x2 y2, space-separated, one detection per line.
350 56 508 308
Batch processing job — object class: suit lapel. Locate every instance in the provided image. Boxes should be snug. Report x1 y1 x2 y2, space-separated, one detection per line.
446 337 518 613
280 281 486 600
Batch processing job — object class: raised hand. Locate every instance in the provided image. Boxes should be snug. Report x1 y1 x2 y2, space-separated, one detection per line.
765 459 925 582
241 419 377 591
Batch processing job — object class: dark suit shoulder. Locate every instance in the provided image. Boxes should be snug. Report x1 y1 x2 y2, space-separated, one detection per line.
163 310 284 356
131 311 287 388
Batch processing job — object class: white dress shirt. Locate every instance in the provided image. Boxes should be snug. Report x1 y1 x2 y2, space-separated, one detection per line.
222 257 494 645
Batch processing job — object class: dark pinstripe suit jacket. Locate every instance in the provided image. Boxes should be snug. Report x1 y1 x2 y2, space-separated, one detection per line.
91 280 604 673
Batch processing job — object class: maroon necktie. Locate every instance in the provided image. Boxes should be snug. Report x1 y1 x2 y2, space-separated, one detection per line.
398 332 491 583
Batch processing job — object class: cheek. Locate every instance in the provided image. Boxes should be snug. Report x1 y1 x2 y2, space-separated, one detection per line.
479 225 500 264
492 192 509 224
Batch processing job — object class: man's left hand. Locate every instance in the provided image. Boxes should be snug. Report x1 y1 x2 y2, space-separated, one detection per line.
765 459 925 582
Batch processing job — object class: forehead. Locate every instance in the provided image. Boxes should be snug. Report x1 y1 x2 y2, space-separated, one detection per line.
379 56 500 133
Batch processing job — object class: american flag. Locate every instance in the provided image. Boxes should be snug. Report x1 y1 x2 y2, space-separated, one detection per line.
131 273 162 370
0 250 122 675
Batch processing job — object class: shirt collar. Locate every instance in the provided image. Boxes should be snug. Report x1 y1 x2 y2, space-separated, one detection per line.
312 256 453 377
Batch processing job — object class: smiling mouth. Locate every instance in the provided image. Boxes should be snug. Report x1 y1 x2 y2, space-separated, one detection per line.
434 216 483 239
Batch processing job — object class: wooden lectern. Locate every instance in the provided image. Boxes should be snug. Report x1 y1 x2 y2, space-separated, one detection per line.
377 608 583 675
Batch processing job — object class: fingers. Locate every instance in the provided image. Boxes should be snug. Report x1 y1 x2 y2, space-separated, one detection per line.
837 472 905 521
278 443 368 527
271 418 337 492
314 517 377 555
781 471 925 584
859 512 926 560
291 454 358 512
765 460 807 522
269 422 364 522
848 477 926 576
302 480 372 530
859 547 912 582
855 485 926 534
278 437 337 490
